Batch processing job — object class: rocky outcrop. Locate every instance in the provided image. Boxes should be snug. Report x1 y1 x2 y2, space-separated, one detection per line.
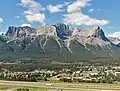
53 23 72 39
36 25 57 37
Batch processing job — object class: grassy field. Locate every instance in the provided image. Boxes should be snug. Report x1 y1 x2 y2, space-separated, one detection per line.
13 87 48 91
0 85 48 91
0 80 120 91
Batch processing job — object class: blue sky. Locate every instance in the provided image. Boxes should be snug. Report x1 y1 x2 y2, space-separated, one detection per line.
0 0 120 37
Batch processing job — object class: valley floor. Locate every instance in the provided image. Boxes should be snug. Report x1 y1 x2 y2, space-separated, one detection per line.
0 80 120 91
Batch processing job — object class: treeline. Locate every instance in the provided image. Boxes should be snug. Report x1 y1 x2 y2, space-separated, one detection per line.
60 78 114 84
0 72 52 82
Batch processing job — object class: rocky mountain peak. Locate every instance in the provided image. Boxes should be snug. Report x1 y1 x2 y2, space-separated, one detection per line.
6 26 17 36
53 23 72 39
88 26 109 41
6 26 35 39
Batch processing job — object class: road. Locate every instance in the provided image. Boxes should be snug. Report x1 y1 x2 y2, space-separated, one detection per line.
0 80 120 91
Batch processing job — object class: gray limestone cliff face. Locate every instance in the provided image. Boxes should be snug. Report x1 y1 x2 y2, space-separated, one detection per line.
6 26 35 40
88 26 109 41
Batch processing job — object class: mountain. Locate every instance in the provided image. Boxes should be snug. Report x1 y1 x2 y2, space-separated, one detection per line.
0 23 120 61
6 26 36 41
73 26 111 46
108 37 120 45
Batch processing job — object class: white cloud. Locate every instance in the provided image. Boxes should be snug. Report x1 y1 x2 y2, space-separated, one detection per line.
64 0 109 26
18 0 45 13
24 10 33 15
0 17 3 23
108 32 120 38
97 9 101 11
88 8 94 12
14 16 20 19
47 4 65 13
46 2 71 13
64 2 71 6
46 2 71 14
107 26 114 29
0 32 5 35
67 0 91 13
21 23 32 27
25 13 45 24
18 0 46 24
64 12 109 26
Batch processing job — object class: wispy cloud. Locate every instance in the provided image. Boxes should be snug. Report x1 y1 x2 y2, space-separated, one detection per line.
21 23 31 27
47 4 65 13
67 0 91 13
17 0 108 26
46 2 71 13
63 0 109 26
18 0 45 13
88 8 94 12
64 12 109 26
25 13 45 24
97 9 101 11
14 16 20 19
18 0 46 25
108 32 120 38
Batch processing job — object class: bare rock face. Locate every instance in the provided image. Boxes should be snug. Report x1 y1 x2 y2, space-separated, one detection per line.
36 25 57 37
88 26 109 41
108 37 120 45
6 26 35 40
53 23 72 39
6 26 17 39
16 26 35 38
